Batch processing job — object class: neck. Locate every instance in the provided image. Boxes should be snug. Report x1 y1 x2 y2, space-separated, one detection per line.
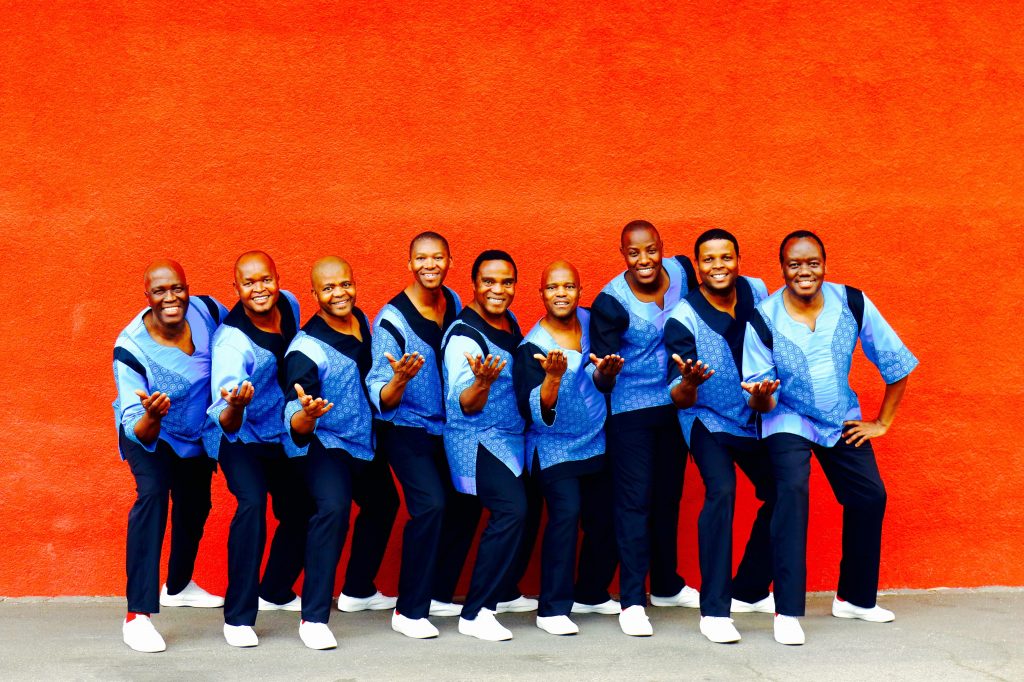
318 309 357 335
784 287 824 311
469 301 508 330
148 313 188 342
542 312 579 334
407 281 444 306
244 304 281 332
700 283 737 311
626 268 666 294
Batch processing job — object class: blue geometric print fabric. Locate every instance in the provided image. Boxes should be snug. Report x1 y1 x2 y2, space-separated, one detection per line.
742 281 918 447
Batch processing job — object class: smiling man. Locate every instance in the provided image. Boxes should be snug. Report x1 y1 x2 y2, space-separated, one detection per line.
113 259 227 652
742 230 919 645
513 260 621 636
589 220 700 636
205 251 311 648
280 256 399 649
663 229 776 644
441 250 527 641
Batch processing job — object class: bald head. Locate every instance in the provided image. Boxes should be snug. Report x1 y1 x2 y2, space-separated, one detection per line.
620 220 660 249
234 250 277 282
310 256 357 321
540 259 580 289
310 256 352 289
233 250 280 317
540 259 582 322
144 258 187 290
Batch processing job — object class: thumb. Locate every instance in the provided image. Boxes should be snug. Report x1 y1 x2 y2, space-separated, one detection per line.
294 383 306 398
384 352 396 363
220 386 230 399
533 353 546 362
589 353 600 364
134 389 149 400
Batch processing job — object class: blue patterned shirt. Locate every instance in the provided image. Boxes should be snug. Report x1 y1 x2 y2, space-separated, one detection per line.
742 282 919 447
590 256 698 417
514 308 606 475
204 291 300 459
366 287 462 435
665 277 770 444
112 295 227 459
441 307 525 495
282 311 374 461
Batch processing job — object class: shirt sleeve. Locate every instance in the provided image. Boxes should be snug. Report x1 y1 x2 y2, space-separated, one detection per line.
742 312 777 385
858 294 919 384
444 332 494 425
113 344 157 452
282 349 323 455
207 335 252 441
513 342 555 427
366 312 405 420
588 292 628 360
664 316 697 388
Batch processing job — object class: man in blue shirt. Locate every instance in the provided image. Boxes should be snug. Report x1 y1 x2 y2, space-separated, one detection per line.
664 230 776 644
206 251 311 648
513 260 621 636
442 250 526 641
589 220 700 636
113 259 226 652
743 231 918 645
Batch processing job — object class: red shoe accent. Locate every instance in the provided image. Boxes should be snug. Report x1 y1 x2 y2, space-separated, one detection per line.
125 612 150 622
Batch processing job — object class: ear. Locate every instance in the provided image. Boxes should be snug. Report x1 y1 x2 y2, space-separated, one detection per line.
407 259 413 273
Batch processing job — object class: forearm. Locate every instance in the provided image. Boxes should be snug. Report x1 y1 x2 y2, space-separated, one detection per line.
539 375 561 412
875 375 909 427
218 404 245 433
592 368 616 393
670 381 698 410
133 414 162 445
378 375 410 412
459 381 491 415
290 410 318 435
748 394 777 413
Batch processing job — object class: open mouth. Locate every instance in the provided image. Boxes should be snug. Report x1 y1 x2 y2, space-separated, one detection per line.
252 294 271 304
162 305 182 315
709 273 729 282
636 266 655 277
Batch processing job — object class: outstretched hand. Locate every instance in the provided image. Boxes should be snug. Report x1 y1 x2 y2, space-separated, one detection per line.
589 353 624 378
534 349 568 379
672 355 714 387
842 419 887 447
134 389 171 419
220 380 254 408
385 352 425 383
740 378 781 399
295 383 334 420
465 353 506 387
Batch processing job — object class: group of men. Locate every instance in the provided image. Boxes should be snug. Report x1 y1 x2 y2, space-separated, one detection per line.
112 221 917 653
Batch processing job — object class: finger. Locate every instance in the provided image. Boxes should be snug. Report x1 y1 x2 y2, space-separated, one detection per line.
704 368 715 379
133 389 149 401
497 359 507 373
219 387 230 399
533 353 546 362
320 403 335 415
589 353 600 364
295 383 307 399
385 352 397 364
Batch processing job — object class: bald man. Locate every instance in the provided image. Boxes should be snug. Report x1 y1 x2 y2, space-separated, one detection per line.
113 260 227 652
512 261 621 636
205 251 311 648
281 257 400 649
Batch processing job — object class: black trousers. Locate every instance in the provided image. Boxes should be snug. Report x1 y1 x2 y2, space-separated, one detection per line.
298 439 400 624
461 446 527 621
494 462 544 604
689 420 775 617
380 423 480 619
766 432 887 617
122 429 215 614
606 406 688 608
219 439 311 626
536 457 619 617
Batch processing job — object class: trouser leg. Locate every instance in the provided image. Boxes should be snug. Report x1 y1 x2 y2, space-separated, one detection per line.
815 439 887 609
538 473 581 617
432 445 482 604
649 417 687 598
574 464 619 606
384 425 447 620
218 440 274 626
259 448 311 605
300 441 353 624
495 458 543 603
689 421 737 617
730 437 776 604
341 448 400 598
461 446 527 620
607 417 655 609
165 454 215 595
766 433 812 617
123 433 172 615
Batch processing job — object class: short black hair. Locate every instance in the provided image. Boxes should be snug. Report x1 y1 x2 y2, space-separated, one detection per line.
779 230 826 264
471 249 517 282
694 228 740 260
620 219 660 247
409 231 450 257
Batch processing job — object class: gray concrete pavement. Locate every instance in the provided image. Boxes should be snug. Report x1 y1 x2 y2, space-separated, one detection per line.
0 588 1021 681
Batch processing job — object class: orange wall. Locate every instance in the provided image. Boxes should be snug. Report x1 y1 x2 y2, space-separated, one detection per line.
2 2 1022 597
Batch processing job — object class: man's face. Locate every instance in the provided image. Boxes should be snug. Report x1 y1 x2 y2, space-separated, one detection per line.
473 260 516 317
409 238 450 290
145 266 190 327
621 228 663 287
781 237 826 302
234 255 280 316
541 264 581 321
313 261 357 320
697 239 740 294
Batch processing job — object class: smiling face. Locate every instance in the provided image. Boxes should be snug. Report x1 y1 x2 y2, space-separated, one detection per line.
233 252 280 317
781 236 826 302
312 258 356 321
408 237 450 291
540 261 581 322
621 227 664 289
696 238 740 294
473 259 516 320
144 261 190 328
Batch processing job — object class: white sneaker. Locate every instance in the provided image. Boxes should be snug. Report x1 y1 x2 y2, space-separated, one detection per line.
458 610 513 641
159 581 224 608
831 597 895 623
731 593 775 614
495 595 538 613
299 621 338 650
773 615 805 645
618 605 653 636
429 600 463 617
699 616 741 643
536 615 579 635
258 595 302 611
337 591 397 612
650 585 700 608
122 615 166 653
223 623 258 648
392 611 439 639
571 599 621 615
